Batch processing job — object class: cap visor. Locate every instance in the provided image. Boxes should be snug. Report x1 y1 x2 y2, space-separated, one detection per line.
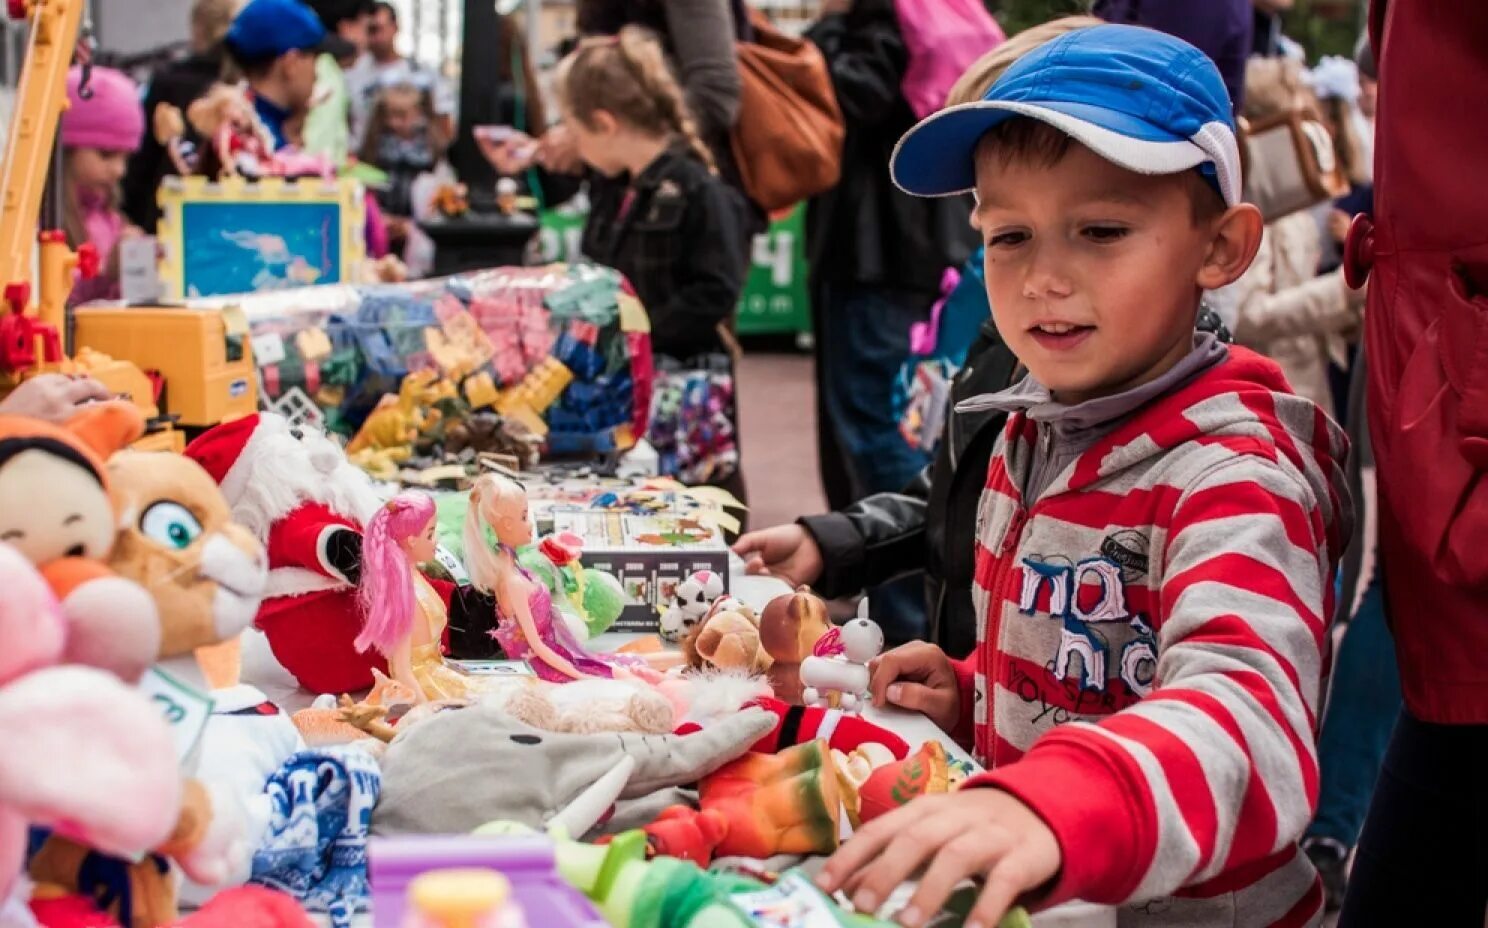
318 34 357 59
891 99 1210 198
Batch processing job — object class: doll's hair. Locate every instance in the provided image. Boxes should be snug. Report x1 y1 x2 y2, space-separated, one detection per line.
463 473 526 594
355 491 437 655
555 26 716 174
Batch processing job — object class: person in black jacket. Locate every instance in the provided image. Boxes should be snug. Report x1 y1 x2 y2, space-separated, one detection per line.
555 28 751 503
805 0 976 516
737 318 1018 656
121 0 236 231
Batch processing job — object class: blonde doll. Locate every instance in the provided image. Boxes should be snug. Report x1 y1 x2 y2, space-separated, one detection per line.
464 474 662 682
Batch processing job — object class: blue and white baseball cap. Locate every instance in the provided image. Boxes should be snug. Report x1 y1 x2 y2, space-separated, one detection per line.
891 24 1242 208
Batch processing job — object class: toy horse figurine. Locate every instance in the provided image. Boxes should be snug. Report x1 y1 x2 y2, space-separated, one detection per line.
800 601 884 714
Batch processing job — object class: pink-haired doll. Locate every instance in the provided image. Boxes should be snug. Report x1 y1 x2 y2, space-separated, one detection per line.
354 492 475 702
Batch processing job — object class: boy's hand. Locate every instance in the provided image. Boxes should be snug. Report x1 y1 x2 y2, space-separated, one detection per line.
817 789 1061 928
870 641 960 732
732 525 824 588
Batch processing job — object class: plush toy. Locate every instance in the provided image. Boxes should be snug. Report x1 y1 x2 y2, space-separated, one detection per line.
681 601 769 676
657 570 724 643
620 806 730 865
495 677 676 736
32 450 286 921
856 741 960 826
0 407 161 682
184 414 497 694
698 740 842 860
104 449 303 907
758 587 832 702
734 697 911 760
801 617 884 714
518 533 628 642
372 704 775 838
0 543 181 924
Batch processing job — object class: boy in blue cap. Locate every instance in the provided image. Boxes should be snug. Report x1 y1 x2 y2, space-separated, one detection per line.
816 25 1352 928
224 0 332 150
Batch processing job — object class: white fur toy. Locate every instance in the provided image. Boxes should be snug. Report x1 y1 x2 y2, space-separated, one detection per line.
801 603 884 714
659 570 725 642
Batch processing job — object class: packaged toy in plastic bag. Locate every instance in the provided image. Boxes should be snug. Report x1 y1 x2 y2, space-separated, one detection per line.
648 355 739 485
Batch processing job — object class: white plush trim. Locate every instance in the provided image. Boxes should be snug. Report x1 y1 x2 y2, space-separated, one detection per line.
264 566 348 600
218 422 274 509
816 709 843 745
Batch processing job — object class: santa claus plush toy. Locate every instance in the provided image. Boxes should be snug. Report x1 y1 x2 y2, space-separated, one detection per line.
185 414 497 694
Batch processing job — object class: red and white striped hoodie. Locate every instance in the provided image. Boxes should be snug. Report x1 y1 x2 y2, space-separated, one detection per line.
953 345 1351 927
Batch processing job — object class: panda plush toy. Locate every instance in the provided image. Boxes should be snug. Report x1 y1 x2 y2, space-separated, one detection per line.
659 570 725 642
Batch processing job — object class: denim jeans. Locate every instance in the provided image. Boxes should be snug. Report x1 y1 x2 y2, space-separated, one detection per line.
815 283 933 508
1306 577 1401 849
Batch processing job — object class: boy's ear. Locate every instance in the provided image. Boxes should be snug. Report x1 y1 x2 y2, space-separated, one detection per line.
1196 203 1264 291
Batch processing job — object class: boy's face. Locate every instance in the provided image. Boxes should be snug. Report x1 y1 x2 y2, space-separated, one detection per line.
973 141 1223 404
275 49 320 111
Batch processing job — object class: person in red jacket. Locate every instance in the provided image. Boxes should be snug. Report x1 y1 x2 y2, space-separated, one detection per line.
1336 3 1488 925
816 26 1353 928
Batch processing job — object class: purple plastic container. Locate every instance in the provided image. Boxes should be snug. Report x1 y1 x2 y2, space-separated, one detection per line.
368 835 608 927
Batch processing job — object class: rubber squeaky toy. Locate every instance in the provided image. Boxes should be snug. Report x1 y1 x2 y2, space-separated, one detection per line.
801 600 883 714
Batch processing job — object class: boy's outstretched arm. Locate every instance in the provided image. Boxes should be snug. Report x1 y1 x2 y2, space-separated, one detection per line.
978 456 1338 909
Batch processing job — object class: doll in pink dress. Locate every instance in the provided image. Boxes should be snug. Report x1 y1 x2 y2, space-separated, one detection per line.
464 474 659 682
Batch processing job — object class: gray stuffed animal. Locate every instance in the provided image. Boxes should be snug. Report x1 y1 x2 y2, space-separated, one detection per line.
372 703 776 837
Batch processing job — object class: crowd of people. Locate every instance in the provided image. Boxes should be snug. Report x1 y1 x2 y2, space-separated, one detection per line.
36 0 1488 924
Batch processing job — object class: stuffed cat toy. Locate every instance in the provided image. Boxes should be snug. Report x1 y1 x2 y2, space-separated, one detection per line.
30 450 293 925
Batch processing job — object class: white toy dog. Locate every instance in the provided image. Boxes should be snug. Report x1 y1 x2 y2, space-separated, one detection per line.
801 603 884 714
658 569 726 642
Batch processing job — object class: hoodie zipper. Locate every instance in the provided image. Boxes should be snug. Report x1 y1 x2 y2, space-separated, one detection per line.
980 500 1029 764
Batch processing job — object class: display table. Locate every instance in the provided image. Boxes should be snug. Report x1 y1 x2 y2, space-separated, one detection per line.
242 560 1113 928
418 211 540 276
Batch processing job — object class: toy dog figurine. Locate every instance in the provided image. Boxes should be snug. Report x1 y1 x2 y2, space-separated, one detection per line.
658 569 724 643
801 603 884 715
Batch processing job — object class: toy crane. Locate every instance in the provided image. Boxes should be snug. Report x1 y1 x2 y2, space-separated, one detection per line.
0 0 161 417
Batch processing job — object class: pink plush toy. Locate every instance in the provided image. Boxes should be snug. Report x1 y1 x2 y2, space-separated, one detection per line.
0 543 181 915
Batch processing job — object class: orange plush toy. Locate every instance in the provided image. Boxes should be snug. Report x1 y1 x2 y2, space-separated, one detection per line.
0 406 160 682
697 739 842 860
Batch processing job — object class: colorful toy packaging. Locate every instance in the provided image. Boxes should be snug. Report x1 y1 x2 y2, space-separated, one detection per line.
237 265 653 463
